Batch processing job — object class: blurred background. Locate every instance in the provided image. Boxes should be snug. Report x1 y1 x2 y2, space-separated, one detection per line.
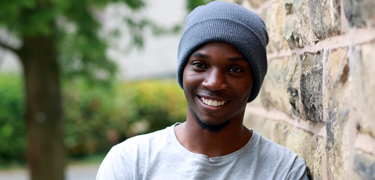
0 0 212 179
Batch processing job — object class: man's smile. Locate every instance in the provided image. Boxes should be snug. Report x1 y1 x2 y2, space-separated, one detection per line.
198 96 228 107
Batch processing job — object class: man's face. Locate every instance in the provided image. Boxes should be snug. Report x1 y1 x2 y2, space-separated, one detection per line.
183 42 253 131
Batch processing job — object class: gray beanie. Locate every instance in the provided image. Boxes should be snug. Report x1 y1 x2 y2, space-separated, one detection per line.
177 1 269 102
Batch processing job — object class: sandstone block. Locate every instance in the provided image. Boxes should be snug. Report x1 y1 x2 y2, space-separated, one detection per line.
265 0 289 53
286 54 303 119
262 55 306 119
313 136 324 180
308 0 341 39
326 106 350 180
354 150 375 180
323 48 350 124
325 48 349 87
300 52 323 123
349 43 375 137
322 47 352 179
243 114 274 140
344 0 375 28
263 57 293 114
273 121 292 147
283 0 315 49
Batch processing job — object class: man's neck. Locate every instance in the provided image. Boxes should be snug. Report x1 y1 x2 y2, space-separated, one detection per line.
174 118 252 158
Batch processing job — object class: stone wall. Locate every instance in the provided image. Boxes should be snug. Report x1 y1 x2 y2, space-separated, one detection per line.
223 0 375 179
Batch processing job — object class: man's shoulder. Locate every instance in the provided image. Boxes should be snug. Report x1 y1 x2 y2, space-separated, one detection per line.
252 130 296 157
114 124 173 152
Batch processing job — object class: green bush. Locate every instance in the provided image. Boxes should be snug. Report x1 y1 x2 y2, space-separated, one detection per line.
0 73 26 165
118 80 187 135
63 79 187 158
0 74 187 164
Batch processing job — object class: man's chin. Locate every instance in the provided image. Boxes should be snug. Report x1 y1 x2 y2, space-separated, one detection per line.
193 112 231 132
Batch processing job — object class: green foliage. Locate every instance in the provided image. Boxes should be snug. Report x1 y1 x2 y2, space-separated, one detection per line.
63 79 187 157
118 80 187 134
0 0 160 87
0 0 145 37
0 74 187 164
63 82 118 156
0 74 25 165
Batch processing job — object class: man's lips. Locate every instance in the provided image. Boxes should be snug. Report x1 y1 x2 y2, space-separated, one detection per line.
197 95 228 107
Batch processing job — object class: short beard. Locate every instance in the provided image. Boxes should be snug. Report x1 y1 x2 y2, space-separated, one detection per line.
192 111 230 132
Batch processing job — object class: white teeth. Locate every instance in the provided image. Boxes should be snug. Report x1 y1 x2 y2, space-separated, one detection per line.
201 97 226 107
208 100 213 106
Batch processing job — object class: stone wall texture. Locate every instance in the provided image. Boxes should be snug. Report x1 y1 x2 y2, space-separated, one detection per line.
223 0 375 179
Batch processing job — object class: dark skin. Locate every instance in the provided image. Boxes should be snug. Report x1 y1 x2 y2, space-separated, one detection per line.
175 42 253 158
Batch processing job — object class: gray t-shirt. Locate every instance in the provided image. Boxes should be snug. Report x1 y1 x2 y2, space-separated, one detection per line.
96 124 309 180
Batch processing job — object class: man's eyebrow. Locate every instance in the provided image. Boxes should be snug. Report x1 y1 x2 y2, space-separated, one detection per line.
190 52 209 58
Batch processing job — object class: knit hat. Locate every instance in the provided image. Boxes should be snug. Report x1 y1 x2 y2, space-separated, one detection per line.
177 1 269 102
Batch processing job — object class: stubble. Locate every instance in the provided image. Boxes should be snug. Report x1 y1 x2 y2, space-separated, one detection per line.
192 110 231 132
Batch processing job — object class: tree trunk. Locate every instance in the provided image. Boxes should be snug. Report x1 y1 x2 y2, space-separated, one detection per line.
18 31 65 180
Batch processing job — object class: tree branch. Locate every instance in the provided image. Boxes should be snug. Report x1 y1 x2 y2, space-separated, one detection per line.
0 41 20 55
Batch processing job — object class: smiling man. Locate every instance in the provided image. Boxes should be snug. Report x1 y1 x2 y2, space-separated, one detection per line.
97 1 310 179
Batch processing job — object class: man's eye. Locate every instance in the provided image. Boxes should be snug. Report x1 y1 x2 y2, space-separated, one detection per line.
229 67 242 73
193 63 205 68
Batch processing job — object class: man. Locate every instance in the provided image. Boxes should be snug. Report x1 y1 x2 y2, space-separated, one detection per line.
97 1 309 179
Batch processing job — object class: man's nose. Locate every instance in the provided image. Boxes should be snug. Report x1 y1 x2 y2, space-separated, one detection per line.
202 68 227 91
